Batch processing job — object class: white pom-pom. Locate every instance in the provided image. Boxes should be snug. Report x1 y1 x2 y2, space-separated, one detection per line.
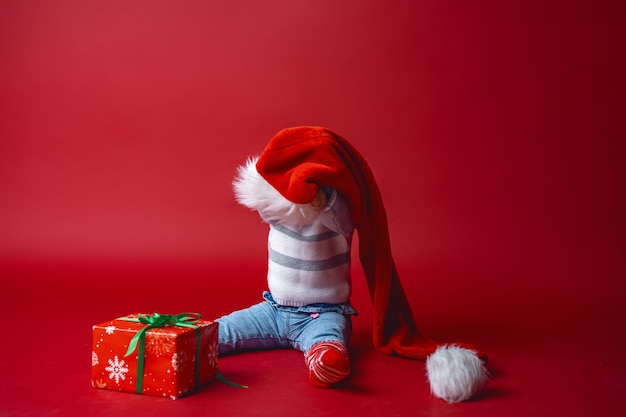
426 345 487 403
233 156 319 226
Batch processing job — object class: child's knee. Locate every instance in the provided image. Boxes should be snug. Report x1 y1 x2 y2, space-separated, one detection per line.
300 312 351 352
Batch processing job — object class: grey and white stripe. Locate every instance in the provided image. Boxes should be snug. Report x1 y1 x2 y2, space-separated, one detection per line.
269 247 350 271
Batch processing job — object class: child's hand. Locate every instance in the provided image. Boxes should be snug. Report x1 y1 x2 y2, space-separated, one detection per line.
311 187 328 210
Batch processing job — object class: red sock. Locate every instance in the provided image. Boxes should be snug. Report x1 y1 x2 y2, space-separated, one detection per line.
305 341 351 388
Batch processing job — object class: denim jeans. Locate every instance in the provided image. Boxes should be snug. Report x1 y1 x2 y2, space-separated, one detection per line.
217 292 358 356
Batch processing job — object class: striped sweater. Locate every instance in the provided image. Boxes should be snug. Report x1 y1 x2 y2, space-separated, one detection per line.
262 189 355 307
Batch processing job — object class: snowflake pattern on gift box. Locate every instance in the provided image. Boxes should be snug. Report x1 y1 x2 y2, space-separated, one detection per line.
91 351 99 366
206 343 218 369
92 378 106 388
146 331 175 356
105 325 115 335
105 355 129 384
171 351 187 372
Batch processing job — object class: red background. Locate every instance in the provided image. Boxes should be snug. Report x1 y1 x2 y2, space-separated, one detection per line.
1 1 624 416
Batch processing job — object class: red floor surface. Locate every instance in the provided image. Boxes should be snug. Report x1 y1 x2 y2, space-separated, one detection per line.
2 257 625 417
1 1 625 416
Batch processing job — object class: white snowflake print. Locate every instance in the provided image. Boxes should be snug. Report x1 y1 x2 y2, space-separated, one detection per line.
206 344 218 369
105 325 115 335
171 351 187 372
91 351 99 366
105 355 129 384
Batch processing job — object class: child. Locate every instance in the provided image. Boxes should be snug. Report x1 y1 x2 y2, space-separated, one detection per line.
218 169 356 386
216 126 487 401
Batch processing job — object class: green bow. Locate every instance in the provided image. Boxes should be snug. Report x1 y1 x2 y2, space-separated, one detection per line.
118 312 203 394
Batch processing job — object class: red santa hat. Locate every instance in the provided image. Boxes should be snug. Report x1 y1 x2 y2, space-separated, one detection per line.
243 126 487 402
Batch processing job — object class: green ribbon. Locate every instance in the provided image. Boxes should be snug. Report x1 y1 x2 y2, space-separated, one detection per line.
118 312 202 394
217 369 248 389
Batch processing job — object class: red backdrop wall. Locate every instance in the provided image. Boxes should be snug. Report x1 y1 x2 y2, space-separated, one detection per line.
0 2 624 414
2 0 623 308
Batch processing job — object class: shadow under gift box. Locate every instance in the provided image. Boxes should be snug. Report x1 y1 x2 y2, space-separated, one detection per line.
91 314 219 399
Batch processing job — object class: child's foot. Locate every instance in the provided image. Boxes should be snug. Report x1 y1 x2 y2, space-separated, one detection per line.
305 341 351 388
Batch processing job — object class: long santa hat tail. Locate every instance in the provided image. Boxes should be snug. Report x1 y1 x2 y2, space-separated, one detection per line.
249 126 487 402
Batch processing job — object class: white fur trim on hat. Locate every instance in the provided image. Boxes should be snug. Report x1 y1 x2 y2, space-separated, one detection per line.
426 345 487 403
233 156 320 226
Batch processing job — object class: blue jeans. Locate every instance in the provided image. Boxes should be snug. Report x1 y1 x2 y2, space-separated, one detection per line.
217 292 358 356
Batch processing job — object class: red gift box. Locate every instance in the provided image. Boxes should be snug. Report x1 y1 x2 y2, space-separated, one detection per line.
91 313 218 399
